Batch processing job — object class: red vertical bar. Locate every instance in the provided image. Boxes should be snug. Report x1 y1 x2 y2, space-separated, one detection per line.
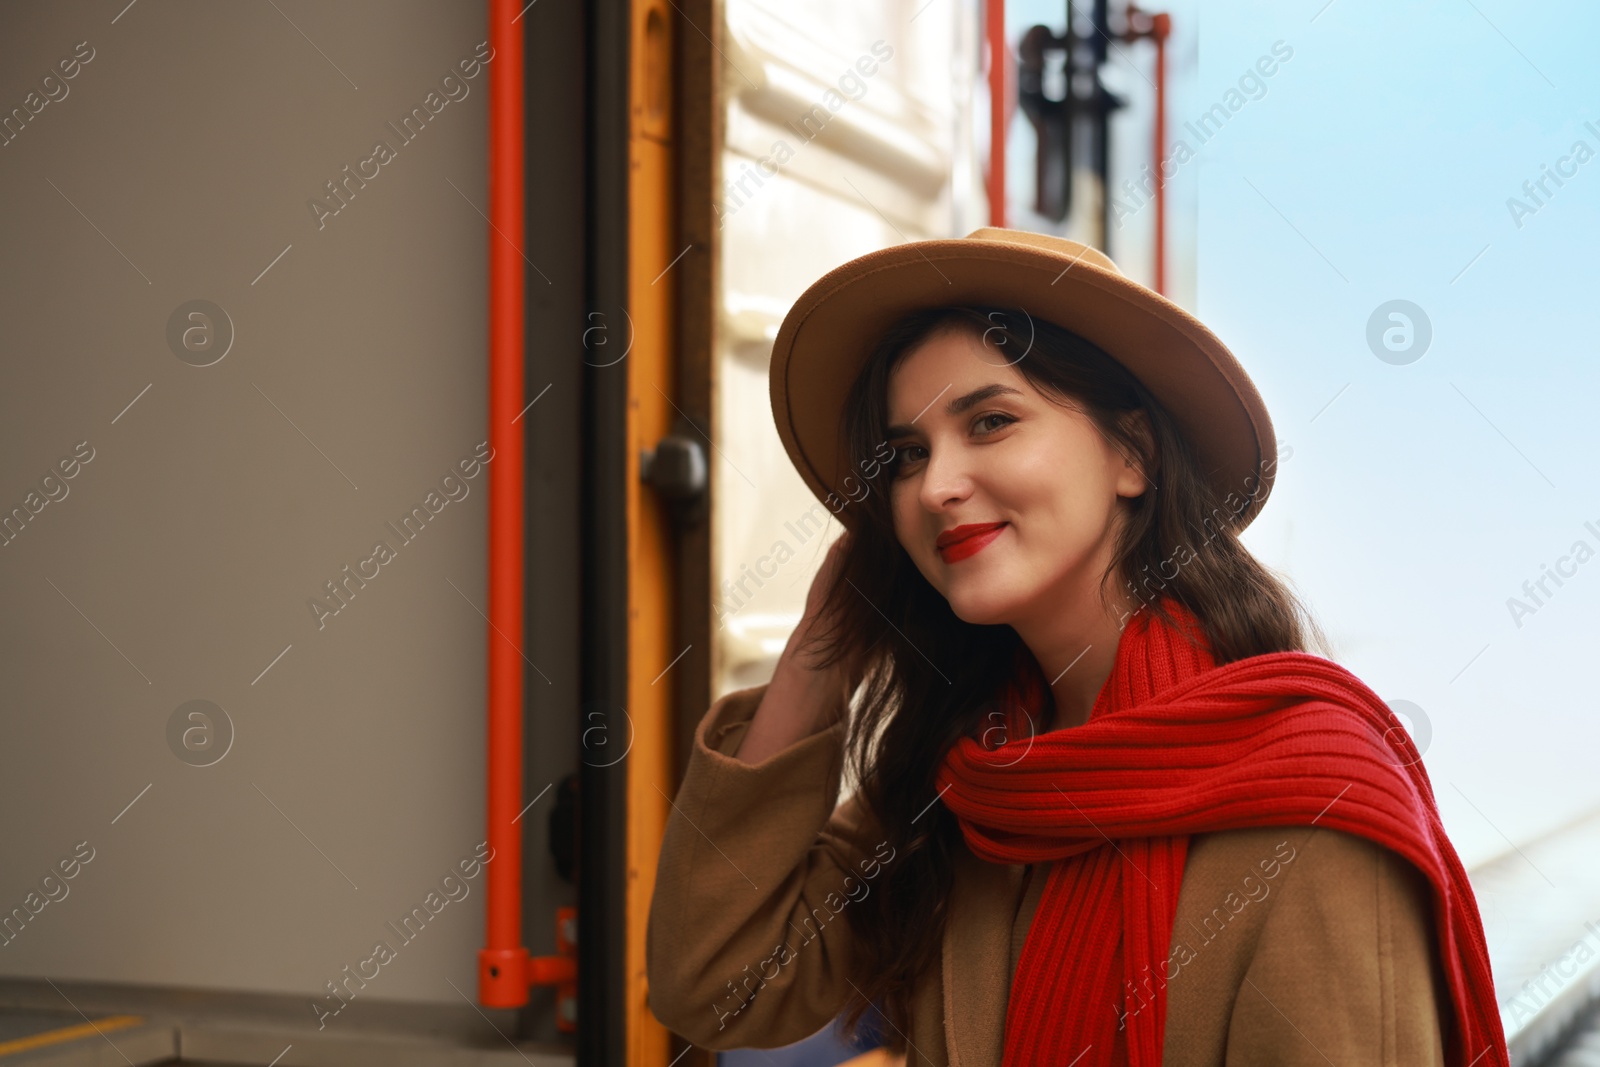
479 0 530 1008
1153 13 1169 295
988 0 1007 227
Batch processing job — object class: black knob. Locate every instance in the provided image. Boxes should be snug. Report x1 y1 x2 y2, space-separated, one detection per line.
640 433 708 502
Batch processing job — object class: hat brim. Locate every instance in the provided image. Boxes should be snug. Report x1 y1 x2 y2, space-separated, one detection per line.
768 238 1277 531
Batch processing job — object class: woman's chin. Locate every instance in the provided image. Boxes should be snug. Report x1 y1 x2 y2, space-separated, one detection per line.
944 588 1016 627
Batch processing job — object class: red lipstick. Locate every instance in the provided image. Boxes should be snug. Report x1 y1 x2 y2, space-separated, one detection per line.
936 522 1007 562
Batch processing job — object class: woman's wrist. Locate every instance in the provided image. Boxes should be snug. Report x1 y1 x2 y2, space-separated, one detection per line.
732 647 847 764
776 647 850 725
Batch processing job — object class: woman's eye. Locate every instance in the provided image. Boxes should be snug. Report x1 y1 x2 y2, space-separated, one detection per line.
887 445 925 476
976 413 1014 433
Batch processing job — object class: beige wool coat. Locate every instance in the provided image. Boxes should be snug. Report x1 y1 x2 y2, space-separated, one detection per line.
647 682 1456 1066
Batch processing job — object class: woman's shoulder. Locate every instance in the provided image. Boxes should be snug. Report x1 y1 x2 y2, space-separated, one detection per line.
1178 823 1438 947
1166 824 1448 1067
1182 823 1432 906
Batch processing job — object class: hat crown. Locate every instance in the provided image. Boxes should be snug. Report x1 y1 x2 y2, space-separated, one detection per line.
962 226 1123 276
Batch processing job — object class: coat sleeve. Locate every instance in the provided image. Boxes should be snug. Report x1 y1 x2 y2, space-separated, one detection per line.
645 682 891 1050
1225 826 1451 1067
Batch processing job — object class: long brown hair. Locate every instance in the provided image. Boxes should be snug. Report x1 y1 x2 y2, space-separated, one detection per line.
801 304 1330 1048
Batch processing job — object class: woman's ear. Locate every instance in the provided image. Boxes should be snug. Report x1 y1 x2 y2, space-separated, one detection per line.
1115 409 1156 497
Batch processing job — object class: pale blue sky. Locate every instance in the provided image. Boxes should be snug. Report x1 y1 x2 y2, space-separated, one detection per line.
1005 0 1600 866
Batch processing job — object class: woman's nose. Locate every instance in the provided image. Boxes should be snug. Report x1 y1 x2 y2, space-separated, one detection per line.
918 443 973 511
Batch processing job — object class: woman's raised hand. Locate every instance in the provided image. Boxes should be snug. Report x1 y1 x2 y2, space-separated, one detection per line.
734 532 862 763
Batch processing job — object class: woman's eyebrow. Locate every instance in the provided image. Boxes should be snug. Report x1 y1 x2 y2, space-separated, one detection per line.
885 383 1024 438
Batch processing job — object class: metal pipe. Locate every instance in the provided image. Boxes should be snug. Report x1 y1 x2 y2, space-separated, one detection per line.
988 0 1007 226
1152 11 1170 294
479 0 530 1009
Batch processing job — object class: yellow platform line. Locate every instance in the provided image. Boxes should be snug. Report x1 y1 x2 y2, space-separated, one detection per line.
0 1015 144 1058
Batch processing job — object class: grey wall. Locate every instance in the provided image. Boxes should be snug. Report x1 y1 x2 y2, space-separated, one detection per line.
0 0 570 1023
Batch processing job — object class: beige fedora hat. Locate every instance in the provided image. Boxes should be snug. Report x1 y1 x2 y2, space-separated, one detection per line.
768 226 1278 531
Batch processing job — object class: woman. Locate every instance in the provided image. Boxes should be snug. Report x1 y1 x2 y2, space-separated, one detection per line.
646 228 1506 1066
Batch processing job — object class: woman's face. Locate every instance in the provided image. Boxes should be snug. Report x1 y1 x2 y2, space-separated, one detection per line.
883 325 1147 627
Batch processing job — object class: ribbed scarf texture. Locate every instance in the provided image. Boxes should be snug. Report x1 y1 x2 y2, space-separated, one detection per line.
933 597 1507 1067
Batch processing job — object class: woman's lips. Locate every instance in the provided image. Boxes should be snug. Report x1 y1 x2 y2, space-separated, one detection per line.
936 522 1008 563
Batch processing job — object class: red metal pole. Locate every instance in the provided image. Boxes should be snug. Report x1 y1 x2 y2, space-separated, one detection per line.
479 0 529 1008
1153 12 1169 295
987 0 1007 227
1124 4 1172 294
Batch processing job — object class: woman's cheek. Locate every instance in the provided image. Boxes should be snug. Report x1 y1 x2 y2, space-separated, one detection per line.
889 489 918 553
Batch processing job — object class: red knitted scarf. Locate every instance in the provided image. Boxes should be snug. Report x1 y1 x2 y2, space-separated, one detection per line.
934 597 1507 1067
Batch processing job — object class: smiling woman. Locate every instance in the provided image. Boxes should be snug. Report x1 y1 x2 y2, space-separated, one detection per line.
878 321 1155 721
647 228 1509 1067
